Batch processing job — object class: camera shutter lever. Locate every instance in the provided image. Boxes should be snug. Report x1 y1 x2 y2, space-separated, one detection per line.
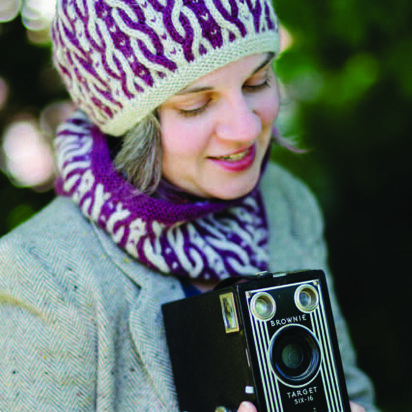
245 386 255 394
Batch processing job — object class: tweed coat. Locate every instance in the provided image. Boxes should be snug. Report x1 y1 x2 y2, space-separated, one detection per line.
0 163 378 411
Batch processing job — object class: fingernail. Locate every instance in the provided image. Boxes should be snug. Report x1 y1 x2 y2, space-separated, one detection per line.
239 401 256 411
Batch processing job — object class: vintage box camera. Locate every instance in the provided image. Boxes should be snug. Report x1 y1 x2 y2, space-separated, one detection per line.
162 269 351 412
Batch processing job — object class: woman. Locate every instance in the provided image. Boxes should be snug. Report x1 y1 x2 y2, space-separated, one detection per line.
0 0 378 411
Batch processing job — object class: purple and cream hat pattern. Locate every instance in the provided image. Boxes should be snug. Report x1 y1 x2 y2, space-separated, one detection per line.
51 0 280 136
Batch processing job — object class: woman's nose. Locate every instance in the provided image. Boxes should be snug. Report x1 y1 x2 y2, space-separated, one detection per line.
215 94 262 142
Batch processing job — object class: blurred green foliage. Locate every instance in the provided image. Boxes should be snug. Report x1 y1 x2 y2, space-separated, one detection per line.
272 1 412 411
1 1 411 410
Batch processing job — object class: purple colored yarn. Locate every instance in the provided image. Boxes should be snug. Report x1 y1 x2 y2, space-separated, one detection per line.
51 0 279 135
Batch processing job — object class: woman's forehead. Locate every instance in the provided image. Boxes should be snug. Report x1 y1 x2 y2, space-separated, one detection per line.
176 53 274 96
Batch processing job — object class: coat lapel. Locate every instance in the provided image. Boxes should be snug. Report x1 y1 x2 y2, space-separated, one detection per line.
92 222 183 409
129 272 183 409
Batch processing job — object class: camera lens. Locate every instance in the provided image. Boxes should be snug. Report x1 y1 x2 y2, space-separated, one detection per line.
282 343 305 369
250 292 276 321
270 325 320 385
295 284 319 313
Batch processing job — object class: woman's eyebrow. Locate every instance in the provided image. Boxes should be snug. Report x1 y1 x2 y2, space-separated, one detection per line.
176 85 213 96
176 53 274 96
252 52 274 75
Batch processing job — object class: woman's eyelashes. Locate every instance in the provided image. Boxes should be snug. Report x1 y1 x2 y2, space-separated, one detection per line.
177 74 272 118
243 76 271 92
178 99 211 118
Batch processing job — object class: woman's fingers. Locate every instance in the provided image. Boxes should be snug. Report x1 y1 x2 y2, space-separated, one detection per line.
237 401 257 412
350 401 366 412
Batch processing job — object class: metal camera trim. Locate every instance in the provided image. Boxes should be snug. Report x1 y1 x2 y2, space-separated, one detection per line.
219 292 240 333
294 284 319 313
250 291 276 321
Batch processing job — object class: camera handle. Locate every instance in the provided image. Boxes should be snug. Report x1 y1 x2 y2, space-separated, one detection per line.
213 270 311 291
213 271 275 290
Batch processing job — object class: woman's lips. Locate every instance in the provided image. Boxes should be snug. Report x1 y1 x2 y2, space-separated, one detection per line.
208 145 256 171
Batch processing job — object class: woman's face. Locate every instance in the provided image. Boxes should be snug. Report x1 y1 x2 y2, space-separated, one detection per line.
158 53 280 200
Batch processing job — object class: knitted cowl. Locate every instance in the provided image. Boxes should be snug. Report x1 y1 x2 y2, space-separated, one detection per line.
55 110 269 281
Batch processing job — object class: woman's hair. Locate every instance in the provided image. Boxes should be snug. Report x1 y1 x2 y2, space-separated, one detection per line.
114 112 162 195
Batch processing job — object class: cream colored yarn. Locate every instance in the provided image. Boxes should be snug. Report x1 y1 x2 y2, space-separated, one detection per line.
51 0 280 136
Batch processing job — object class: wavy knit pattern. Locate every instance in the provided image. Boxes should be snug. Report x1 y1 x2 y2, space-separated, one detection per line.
55 110 269 280
51 0 280 136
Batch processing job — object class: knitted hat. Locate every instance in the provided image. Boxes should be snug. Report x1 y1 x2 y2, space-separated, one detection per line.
51 0 280 137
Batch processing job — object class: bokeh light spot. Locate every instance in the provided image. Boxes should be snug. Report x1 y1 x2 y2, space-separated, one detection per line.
2 117 56 188
0 0 21 23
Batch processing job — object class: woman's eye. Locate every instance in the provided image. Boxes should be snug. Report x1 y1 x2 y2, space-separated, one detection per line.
243 77 271 92
178 100 210 118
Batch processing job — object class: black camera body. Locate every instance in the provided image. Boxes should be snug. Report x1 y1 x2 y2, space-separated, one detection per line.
162 270 351 412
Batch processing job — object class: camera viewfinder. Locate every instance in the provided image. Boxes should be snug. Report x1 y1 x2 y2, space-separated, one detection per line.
250 292 276 321
295 284 319 313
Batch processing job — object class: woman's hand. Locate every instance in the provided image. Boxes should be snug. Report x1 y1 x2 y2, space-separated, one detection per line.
237 402 257 412
237 401 365 412
350 401 366 412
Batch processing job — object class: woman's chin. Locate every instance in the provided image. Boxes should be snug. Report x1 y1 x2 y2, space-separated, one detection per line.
204 176 260 200
166 164 262 200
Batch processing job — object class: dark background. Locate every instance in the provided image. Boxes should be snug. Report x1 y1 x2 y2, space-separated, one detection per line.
1 1 411 411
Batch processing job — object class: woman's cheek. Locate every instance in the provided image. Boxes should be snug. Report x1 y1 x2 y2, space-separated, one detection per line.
178 116 212 144
255 82 280 125
162 118 211 157
261 95 280 126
